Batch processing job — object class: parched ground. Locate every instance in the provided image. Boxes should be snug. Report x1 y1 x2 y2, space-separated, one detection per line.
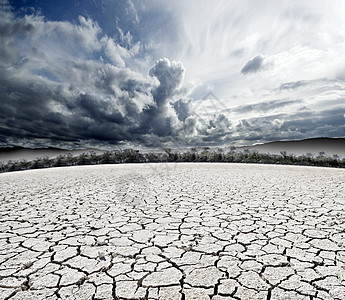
0 163 344 300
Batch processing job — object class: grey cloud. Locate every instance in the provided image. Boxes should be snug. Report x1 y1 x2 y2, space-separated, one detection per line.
237 119 251 129
149 58 186 106
241 55 265 74
193 104 345 146
278 78 336 92
279 80 309 91
233 99 302 114
195 113 232 143
131 58 188 139
208 114 231 131
182 116 197 135
173 98 192 122
234 108 345 144
0 58 158 147
280 109 345 135
199 114 233 144
76 94 124 124
231 48 245 57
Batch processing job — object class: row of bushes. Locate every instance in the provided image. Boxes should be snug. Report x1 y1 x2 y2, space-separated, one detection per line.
1 148 344 173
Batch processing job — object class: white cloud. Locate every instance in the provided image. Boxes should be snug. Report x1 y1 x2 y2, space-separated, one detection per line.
141 0 345 107
126 0 140 24
103 38 128 67
149 58 186 104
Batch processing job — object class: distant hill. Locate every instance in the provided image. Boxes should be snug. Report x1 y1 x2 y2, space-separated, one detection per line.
242 137 345 158
0 147 106 163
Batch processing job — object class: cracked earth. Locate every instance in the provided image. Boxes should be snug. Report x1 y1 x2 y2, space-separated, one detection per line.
0 163 344 300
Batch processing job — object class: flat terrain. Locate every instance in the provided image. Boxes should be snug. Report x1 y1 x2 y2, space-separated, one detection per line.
0 163 344 299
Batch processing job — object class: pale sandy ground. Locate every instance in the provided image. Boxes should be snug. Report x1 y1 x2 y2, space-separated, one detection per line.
0 163 344 300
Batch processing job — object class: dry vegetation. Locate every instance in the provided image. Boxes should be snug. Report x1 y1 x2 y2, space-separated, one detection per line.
1 148 344 173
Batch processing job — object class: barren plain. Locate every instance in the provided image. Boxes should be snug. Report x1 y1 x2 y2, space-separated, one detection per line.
0 163 344 299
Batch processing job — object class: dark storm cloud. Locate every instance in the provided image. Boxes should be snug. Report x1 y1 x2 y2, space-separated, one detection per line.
1 5 202 148
1 69 116 145
0 59 157 147
130 58 188 139
1 4 231 149
241 55 265 74
233 99 302 114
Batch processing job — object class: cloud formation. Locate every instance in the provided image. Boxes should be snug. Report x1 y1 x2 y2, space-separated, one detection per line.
241 55 265 74
1 1 345 149
149 58 186 105
233 108 345 145
0 4 232 149
0 6 154 148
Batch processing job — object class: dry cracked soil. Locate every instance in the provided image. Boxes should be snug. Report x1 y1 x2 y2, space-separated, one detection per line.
0 163 344 300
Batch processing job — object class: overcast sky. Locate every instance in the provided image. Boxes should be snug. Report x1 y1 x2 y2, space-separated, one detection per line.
1 0 344 149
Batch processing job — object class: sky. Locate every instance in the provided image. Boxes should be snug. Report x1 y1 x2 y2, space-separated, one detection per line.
1 0 345 149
